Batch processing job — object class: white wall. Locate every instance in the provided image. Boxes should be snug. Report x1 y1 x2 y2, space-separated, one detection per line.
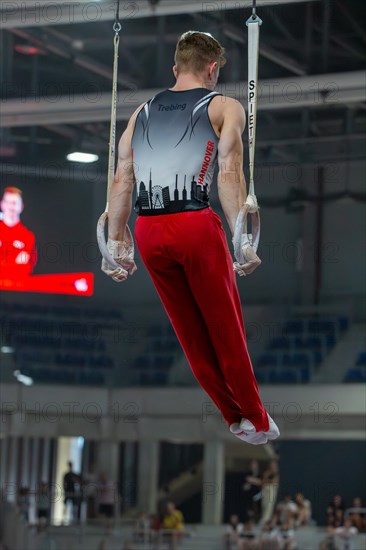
321 161 366 303
1 383 364 442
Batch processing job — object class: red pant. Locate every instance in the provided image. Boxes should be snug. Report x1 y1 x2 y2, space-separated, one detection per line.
134 207 269 432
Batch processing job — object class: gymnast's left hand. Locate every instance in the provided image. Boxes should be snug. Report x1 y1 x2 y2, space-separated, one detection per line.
101 238 137 283
233 236 261 277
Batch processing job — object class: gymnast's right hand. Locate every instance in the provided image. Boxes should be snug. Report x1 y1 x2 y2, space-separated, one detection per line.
101 238 137 283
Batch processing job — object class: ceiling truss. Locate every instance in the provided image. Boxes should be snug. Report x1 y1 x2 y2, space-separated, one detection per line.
1 0 319 29
2 71 365 127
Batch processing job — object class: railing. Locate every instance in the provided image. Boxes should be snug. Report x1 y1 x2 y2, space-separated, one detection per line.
125 527 198 550
344 506 366 519
0 501 39 550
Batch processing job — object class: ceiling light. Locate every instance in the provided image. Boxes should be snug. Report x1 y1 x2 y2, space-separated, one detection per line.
13 370 34 386
1 346 14 354
66 152 99 163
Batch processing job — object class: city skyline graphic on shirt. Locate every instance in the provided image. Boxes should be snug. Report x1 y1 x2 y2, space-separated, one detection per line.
136 170 209 211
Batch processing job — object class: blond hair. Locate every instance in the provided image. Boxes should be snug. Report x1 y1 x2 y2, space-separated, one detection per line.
174 31 226 75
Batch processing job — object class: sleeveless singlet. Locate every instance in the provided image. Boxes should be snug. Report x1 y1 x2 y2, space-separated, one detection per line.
132 88 222 216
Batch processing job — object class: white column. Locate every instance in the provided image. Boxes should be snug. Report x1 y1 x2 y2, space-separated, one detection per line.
7 437 19 503
137 441 159 514
202 440 225 525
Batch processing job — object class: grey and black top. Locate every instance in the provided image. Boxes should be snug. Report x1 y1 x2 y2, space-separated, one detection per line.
132 88 222 216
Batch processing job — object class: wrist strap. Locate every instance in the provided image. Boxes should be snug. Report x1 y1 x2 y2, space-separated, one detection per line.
246 11 262 197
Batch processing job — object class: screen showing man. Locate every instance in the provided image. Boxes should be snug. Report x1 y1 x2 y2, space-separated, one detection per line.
0 186 37 280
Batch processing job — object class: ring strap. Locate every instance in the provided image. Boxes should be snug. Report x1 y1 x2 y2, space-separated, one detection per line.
246 12 262 198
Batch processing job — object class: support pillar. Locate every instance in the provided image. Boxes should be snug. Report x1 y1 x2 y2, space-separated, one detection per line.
7 437 19 503
202 440 225 525
137 441 159 514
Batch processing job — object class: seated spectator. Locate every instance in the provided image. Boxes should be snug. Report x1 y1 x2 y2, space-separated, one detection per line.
224 514 244 550
327 495 344 527
238 520 259 550
277 495 298 525
329 509 344 529
258 521 282 550
334 518 358 550
293 493 311 527
348 497 366 532
162 501 184 550
278 520 297 550
319 516 358 550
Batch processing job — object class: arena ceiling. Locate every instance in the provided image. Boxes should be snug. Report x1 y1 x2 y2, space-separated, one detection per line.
0 0 365 171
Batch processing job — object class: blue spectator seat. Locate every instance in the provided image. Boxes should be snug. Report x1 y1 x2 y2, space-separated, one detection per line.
269 370 298 384
258 353 278 367
356 352 366 366
283 353 309 367
283 320 304 334
344 367 366 383
269 337 291 350
134 356 151 369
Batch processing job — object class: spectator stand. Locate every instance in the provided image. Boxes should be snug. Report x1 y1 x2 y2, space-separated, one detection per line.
255 313 349 385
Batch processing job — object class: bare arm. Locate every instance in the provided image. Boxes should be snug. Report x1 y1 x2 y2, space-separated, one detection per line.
246 475 262 487
217 98 247 236
107 103 145 241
